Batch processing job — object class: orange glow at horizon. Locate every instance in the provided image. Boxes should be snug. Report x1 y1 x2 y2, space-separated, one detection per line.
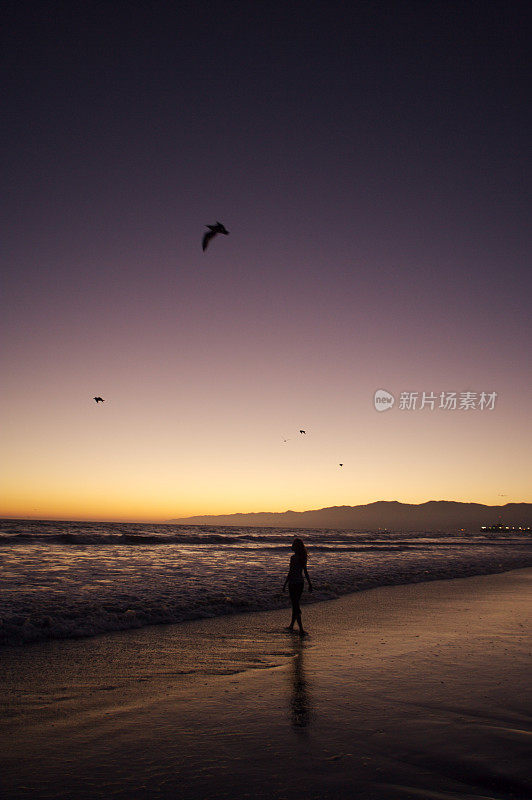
2 380 530 522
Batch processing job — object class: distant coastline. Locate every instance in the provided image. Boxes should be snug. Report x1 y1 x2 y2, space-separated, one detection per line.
169 500 532 532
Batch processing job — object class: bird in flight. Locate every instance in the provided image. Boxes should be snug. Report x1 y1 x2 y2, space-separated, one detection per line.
93 397 104 403
202 222 229 251
299 430 306 434
339 463 343 467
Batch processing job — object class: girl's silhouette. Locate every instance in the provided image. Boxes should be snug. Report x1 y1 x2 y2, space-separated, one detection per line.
283 537 313 635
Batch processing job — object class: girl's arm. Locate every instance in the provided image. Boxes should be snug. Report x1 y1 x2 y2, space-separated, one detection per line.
283 572 290 591
304 567 313 591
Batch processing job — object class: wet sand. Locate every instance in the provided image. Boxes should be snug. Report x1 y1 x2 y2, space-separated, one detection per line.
1 568 530 799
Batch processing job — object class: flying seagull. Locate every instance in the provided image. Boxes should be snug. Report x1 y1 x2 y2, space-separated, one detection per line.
299 429 306 434
93 397 104 403
202 222 229 251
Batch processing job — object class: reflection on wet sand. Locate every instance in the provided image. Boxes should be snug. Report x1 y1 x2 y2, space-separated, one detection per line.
288 639 312 732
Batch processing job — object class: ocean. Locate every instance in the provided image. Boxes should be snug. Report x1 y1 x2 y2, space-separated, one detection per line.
1 519 530 647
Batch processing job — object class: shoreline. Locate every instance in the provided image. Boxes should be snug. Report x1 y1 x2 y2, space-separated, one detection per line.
1 568 530 799
3 557 531 649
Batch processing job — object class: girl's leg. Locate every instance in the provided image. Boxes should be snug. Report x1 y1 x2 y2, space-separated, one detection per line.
288 584 298 629
290 583 305 633
288 598 295 629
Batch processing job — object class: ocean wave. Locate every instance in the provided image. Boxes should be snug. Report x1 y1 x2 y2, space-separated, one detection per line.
0 531 286 546
1 554 530 647
0 531 529 548
1 520 530 647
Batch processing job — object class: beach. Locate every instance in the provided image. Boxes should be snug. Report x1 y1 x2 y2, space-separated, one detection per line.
1 568 530 799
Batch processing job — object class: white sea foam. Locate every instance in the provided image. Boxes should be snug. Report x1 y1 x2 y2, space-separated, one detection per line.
0 520 530 646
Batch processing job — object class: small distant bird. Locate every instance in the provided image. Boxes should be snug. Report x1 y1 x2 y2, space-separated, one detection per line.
282 436 290 443
339 463 343 467
299 430 306 434
202 221 229 251
93 397 104 403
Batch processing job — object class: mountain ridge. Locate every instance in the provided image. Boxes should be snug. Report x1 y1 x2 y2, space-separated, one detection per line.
168 501 532 531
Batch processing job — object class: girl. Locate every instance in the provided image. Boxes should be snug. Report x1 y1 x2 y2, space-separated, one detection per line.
283 537 313 635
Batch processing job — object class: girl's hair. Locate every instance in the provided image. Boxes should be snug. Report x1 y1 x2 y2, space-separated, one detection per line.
292 537 307 567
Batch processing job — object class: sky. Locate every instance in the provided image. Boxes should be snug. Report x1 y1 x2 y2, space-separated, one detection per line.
1 1 531 521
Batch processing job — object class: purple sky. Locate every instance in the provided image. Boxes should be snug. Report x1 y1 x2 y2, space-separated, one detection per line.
2 1 531 520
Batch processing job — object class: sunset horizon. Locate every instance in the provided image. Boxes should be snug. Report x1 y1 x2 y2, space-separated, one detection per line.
2 496 531 525
2 2 530 527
